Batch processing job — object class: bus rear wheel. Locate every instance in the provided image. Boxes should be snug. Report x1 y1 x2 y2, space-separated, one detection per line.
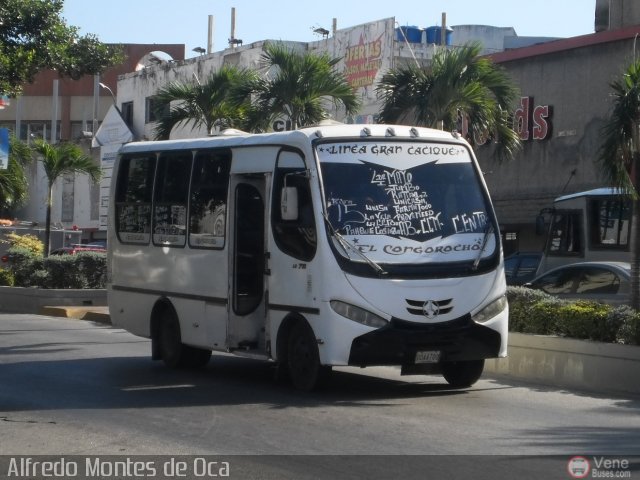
287 322 329 391
158 310 211 369
441 359 484 388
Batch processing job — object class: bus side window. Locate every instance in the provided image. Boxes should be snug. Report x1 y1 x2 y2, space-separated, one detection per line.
115 155 156 243
588 197 631 249
548 211 582 256
189 150 231 249
152 151 192 247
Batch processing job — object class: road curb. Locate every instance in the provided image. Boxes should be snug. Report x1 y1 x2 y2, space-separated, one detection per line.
484 332 640 397
0 286 106 314
38 306 111 325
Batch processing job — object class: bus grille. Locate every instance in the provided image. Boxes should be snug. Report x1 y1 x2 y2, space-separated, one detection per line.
405 298 454 318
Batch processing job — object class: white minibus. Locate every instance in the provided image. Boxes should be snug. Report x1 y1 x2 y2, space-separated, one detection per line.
107 124 508 390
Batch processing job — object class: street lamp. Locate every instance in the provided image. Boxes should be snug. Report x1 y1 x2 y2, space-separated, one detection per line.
99 82 117 107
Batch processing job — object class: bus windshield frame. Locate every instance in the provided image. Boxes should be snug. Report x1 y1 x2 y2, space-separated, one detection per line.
315 138 500 277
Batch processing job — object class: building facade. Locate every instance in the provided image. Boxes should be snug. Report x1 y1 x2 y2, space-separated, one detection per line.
476 25 640 254
0 44 185 242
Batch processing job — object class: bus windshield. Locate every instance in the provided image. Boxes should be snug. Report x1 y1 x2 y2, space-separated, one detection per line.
317 140 496 266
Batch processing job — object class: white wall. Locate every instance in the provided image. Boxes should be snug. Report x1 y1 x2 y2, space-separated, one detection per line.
451 25 517 54
117 18 397 140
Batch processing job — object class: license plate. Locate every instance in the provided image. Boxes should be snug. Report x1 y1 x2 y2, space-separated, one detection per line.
415 350 441 364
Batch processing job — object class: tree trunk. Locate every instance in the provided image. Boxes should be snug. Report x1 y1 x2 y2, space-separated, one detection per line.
632 159 640 344
631 193 640 311
629 128 640 314
44 185 53 257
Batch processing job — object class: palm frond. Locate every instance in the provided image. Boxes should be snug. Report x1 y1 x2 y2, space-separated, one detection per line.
376 42 521 162
152 66 257 139
253 42 361 130
598 58 640 197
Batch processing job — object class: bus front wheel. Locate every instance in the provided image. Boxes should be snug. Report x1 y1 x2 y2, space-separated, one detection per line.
158 309 211 369
441 359 484 388
287 322 330 391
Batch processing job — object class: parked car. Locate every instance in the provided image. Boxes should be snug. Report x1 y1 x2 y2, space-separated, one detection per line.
525 261 631 305
504 251 543 285
50 244 106 255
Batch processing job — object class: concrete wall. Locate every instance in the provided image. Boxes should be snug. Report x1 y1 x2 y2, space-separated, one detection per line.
117 43 267 141
118 18 399 141
0 287 106 314
485 333 640 396
609 0 640 29
451 25 517 54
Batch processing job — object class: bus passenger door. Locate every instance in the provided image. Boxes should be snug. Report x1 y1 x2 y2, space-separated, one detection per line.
228 175 268 351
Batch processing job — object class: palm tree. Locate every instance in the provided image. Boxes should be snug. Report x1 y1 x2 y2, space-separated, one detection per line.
598 58 640 311
376 42 521 162
32 140 101 255
0 135 31 216
152 66 258 139
247 42 361 131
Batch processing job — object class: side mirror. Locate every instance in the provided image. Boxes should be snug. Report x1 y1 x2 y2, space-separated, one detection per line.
535 215 546 236
281 186 299 221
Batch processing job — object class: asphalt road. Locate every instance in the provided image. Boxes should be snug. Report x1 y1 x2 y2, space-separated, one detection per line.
1 314 639 479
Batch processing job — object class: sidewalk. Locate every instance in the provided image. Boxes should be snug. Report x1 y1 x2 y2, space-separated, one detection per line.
38 305 111 324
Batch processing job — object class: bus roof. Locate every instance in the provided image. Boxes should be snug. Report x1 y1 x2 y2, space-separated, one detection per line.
117 124 466 155
554 187 625 203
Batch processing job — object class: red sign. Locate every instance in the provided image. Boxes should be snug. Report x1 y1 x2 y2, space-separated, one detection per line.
513 96 553 141
344 34 384 89
458 95 553 145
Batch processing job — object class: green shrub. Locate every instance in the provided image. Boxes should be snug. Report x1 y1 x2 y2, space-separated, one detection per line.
507 286 563 334
5 246 106 289
507 286 639 345
8 246 44 287
43 255 86 289
0 268 14 286
507 286 552 304
614 307 640 345
555 301 615 342
28 269 49 288
524 300 564 335
0 232 44 255
76 252 107 289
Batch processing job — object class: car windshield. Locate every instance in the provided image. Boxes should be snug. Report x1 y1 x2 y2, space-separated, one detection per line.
317 140 496 265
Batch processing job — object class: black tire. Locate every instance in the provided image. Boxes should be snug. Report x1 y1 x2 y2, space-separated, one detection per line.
158 309 211 369
158 309 183 368
181 345 211 368
441 359 485 388
287 321 329 391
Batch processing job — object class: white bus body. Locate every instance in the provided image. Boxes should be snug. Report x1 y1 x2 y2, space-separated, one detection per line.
107 124 508 390
537 188 632 275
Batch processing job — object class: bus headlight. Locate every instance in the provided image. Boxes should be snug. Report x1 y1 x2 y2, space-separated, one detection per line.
330 300 388 328
472 295 508 324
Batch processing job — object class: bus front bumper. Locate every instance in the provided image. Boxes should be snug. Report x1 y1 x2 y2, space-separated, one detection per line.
347 315 502 369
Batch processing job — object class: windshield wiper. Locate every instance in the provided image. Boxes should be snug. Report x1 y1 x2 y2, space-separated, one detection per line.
472 222 495 271
322 213 387 276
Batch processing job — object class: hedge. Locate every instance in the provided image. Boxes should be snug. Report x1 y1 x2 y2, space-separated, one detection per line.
3 247 106 289
507 286 640 345
0 268 14 286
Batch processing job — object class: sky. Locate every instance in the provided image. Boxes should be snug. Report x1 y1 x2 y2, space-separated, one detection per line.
61 0 597 59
